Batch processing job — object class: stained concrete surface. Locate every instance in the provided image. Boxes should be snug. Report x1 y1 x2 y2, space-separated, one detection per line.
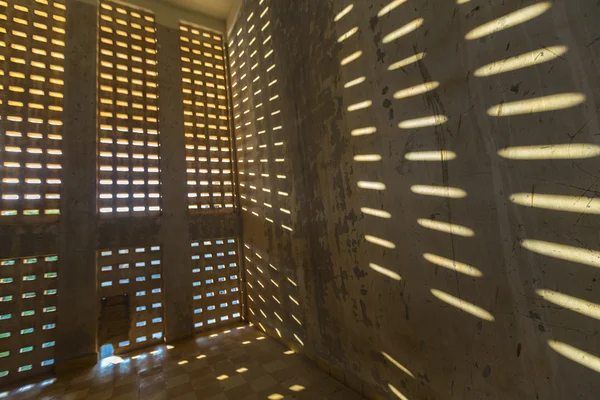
233 0 600 398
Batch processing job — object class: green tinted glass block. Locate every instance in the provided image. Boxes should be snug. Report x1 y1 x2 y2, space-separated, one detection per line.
24 258 38 264
44 272 58 279
20 346 33 353
18 365 32 372
0 260 15 266
0 351 9 358
44 289 57 295
45 209 60 215
43 306 56 313
0 332 10 339
20 328 34 335
45 256 58 262
22 292 36 299
0 371 8 377
0 278 13 284
0 296 12 302
23 275 36 281
21 310 35 317
24 210 39 215
0 314 11 321
3 210 17 216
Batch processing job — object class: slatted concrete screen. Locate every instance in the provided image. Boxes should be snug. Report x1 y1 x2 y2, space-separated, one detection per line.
0 0 66 219
0 254 58 384
97 246 164 353
191 237 241 332
242 241 303 346
179 23 235 212
97 0 161 217
228 0 292 232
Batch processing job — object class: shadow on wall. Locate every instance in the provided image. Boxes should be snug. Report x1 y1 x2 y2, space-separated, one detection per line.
232 0 600 399
331 0 599 398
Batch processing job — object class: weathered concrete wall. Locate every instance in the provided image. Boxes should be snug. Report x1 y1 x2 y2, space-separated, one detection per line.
233 0 600 398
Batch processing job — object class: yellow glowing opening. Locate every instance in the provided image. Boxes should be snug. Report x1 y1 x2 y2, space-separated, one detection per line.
361 207 392 219
388 383 409 400
334 4 353 22
537 289 600 320
378 0 409 16
351 126 377 136
348 100 372 112
474 46 568 77
357 181 386 190
388 52 426 71
410 185 467 199
217 375 229 381
345 76 366 88
398 115 448 129
268 394 284 400
498 144 600 160
405 150 456 161
354 154 381 162
430 289 495 321
369 263 401 280
290 384 305 392
365 235 396 249
488 93 585 116
521 239 600 269
394 81 439 100
236 367 248 373
382 18 424 44
338 27 358 42
381 351 414 378
465 2 552 40
510 193 600 214
548 340 600 373
341 50 362 66
423 253 482 277
417 219 474 237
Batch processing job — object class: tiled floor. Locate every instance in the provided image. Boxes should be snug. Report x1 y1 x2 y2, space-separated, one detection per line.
1 324 364 399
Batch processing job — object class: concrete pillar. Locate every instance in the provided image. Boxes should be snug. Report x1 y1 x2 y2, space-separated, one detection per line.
56 0 98 366
155 24 194 343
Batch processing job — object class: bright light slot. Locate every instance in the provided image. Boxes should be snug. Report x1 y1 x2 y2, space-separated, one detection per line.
381 351 414 378
537 289 600 320
423 253 482 277
334 4 353 22
357 181 386 190
405 150 456 161
548 340 600 373
399 115 448 129
498 144 600 160
365 235 396 249
521 239 600 269
430 289 495 321
369 263 401 280
378 0 409 16
354 154 381 162
474 46 568 77
361 207 392 219
510 193 600 214
417 219 474 237
465 2 552 40
382 18 424 44
394 81 439 100
410 185 467 198
389 52 426 71
488 93 585 116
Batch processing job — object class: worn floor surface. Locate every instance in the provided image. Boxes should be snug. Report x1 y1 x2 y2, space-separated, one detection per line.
1 324 364 399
